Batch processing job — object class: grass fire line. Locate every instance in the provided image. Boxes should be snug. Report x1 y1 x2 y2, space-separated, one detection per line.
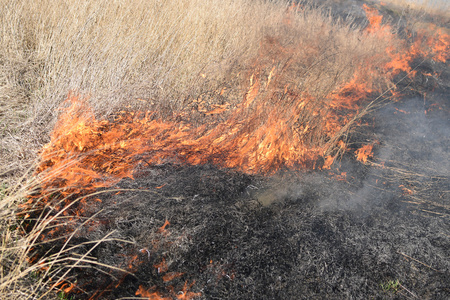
32 3 447 204
1 0 448 299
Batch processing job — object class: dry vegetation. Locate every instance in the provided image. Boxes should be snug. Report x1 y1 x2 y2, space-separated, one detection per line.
0 0 447 299
382 0 449 14
0 0 288 178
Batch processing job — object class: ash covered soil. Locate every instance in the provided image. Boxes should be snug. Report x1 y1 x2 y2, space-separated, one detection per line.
68 93 449 300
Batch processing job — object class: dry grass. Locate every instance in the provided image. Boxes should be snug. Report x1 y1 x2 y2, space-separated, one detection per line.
0 175 57 299
0 175 134 299
0 0 445 298
0 0 396 177
0 0 293 178
380 0 449 13
379 0 450 32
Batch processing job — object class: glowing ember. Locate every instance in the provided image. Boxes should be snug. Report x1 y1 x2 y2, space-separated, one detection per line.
399 184 415 196
154 258 169 274
176 281 202 300
163 272 185 282
158 220 171 235
135 281 201 300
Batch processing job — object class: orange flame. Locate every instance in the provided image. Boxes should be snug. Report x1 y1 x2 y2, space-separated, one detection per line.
35 6 441 204
355 144 374 163
363 5 447 78
37 83 335 199
363 5 417 77
135 286 172 300
363 4 386 35
425 25 450 63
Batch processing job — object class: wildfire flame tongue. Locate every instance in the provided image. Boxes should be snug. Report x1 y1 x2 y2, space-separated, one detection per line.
362 4 449 77
39 90 323 191
36 81 347 200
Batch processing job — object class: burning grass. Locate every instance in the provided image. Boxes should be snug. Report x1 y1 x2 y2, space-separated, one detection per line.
0 0 291 178
1 0 449 299
28 1 448 203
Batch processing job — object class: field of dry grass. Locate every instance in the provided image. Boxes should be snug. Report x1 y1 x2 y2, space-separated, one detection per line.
0 0 401 176
382 0 449 12
0 0 447 299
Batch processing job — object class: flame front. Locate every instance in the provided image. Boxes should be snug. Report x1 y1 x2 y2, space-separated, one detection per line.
38 88 326 198
37 79 345 200
33 5 447 202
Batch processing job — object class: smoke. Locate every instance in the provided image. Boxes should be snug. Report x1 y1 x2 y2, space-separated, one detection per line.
327 93 448 212
377 96 449 176
260 92 449 215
